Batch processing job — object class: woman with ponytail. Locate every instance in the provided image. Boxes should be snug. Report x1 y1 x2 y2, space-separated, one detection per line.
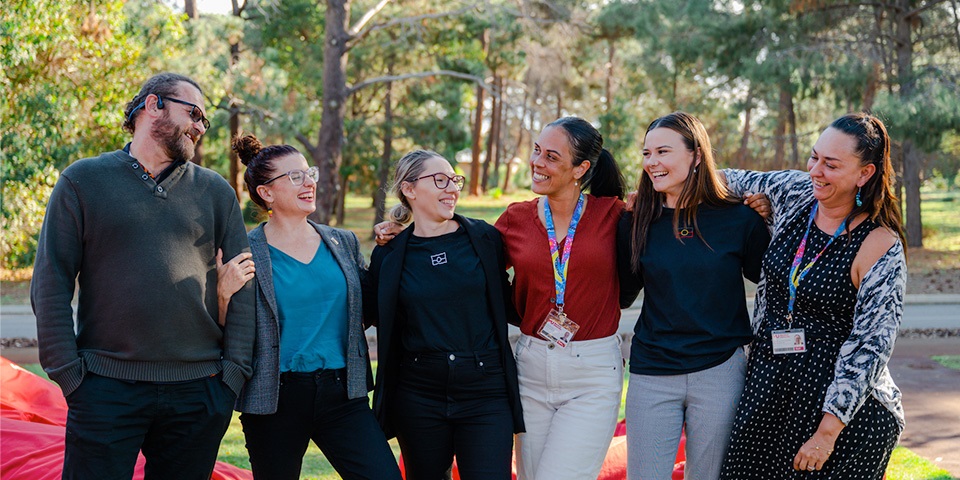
494 117 632 480
223 134 400 480
362 150 524 480
617 112 771 479
719 113 906 478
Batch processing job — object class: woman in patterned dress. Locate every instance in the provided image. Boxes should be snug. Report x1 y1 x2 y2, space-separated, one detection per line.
719 113 907 479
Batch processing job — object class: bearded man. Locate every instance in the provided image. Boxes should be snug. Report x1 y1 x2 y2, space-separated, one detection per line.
31 72 255 480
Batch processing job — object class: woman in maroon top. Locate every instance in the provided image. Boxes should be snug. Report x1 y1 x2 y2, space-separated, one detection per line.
496 117 628 480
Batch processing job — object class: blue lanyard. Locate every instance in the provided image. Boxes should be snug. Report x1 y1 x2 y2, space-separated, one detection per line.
786 203 845 324
544 194 585 311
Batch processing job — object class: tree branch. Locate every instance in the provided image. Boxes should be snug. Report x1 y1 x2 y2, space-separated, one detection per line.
296 132 316 153
347 70 495 96
905 0 949 19
348 0 394 37
346 5 475 50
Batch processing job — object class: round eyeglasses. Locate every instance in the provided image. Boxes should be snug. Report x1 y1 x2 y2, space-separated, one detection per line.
414 173 466 191
263 166 321 186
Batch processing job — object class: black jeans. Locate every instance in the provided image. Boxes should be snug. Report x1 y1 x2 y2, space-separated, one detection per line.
393 350 514 480
240 368 401 480
62 373 234 480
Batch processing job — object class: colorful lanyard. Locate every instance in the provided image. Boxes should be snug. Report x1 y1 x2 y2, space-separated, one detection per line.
544 194 585 312
786 203 845 324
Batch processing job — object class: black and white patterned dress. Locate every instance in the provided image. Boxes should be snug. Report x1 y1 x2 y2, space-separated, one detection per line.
719 170 906 479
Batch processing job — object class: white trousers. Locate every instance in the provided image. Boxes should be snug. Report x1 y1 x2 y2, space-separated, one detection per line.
625 347 747 480
514 333 623 480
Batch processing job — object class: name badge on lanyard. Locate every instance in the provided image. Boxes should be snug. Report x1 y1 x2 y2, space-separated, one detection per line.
772 202 844 355
536 194 585 348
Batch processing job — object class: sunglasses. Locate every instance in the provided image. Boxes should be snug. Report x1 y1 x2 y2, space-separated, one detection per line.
127 95 211 130
414 172 466 191
263 166 321 186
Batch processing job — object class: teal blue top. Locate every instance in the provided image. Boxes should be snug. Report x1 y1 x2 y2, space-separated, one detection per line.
269 241 348 372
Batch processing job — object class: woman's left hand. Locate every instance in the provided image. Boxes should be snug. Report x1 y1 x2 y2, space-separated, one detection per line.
793 415 842 472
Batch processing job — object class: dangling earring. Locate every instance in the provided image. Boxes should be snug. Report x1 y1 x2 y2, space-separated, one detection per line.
267 204 274 217
855 188 862 207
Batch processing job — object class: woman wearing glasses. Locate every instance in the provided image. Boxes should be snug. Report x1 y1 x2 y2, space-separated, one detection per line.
225 134 401 480
362 150 524 480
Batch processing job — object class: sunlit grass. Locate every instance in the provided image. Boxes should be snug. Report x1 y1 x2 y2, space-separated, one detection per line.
933 355 960 371
885 447 957 480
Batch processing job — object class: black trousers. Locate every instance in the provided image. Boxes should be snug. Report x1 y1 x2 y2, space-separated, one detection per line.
62 373 235 480
240 368 401 480
393 350 514 480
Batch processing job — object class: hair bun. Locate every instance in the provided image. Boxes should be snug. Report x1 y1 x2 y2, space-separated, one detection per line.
232 134 263 166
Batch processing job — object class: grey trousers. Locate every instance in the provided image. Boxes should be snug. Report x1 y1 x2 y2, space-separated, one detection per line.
625 348 747 480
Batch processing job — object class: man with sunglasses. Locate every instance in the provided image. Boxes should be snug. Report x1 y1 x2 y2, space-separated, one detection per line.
31 72 255 479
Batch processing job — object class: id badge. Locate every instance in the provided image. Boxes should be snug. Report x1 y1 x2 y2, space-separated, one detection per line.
771 328 807 354
537 308 580 348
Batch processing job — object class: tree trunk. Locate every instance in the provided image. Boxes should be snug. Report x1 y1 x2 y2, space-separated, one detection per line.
336 175 347 226
468 30 488 196
787 92 798 166
373 79 393 234
774 85 789 169
737 86 753 169
185 0 198 18
225 0 243 199
605 39 615 112
481 72 500 192
504 87 530 193
862 61 881 112
312 0 351 224
895 0 922 247
228 108 241 199
490 76 504 189
556 90 562 119
902 140 923 246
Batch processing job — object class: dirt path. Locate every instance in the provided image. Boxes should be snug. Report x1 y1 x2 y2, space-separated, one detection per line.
888 336 960 477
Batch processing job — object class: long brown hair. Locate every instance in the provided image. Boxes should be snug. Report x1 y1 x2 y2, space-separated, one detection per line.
829 113 906 245
629 112 738 273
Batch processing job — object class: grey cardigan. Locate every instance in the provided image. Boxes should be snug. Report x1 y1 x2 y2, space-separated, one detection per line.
235 221 374 414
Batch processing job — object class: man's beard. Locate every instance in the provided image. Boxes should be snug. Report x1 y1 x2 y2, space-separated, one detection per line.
151 114 194 163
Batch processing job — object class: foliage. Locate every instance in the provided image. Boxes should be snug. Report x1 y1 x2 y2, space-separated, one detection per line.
0 166 58 268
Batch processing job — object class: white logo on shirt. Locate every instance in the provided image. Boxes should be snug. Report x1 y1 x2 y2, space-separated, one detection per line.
431 252 447 266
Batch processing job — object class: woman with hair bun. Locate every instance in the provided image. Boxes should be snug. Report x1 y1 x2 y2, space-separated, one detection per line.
221 134 400 480
362 149 524 480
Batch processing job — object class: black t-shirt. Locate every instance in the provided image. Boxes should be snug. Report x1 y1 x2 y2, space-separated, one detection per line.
399 226 498 353
619 203 771 375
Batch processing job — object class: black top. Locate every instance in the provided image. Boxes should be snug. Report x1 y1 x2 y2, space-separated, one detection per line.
618 203 770 375
364 214 525 437
399 226 498 353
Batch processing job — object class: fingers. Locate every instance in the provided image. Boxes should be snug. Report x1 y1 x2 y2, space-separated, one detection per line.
793 441 832 472
216 248 224 268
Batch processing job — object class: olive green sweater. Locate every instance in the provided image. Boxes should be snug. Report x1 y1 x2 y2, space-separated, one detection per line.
31 148 255 396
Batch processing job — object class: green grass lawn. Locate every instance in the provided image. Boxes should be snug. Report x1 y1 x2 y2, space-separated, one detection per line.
933 355 960 370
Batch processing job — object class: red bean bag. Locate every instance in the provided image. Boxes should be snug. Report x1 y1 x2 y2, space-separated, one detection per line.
0 356 252 480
